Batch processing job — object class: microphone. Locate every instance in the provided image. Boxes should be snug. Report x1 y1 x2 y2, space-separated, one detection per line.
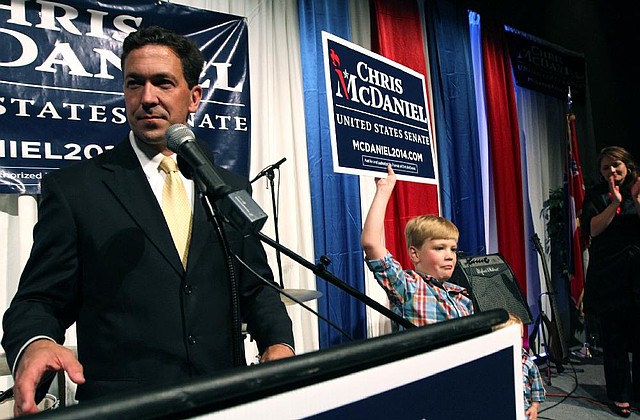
250 157 287 183
166 124 232 198
166 124 268 234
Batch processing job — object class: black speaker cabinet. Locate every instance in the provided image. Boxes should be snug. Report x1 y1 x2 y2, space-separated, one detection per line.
451 254 533 325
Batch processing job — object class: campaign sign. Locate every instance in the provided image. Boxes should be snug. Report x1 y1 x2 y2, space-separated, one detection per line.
322 31 436 184
0 0 250 194
505 26 586 102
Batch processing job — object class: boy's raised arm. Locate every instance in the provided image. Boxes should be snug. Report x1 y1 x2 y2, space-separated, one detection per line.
361 164 396 260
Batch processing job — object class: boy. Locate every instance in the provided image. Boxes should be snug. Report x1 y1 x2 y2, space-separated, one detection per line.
497 313 546 420
361 165 474 328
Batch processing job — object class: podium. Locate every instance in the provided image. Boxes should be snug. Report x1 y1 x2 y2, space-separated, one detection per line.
37 309 524 419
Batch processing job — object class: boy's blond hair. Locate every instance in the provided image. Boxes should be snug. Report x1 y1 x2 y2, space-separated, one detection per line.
493 312 524 334
502 312 522 327
404 215 459 249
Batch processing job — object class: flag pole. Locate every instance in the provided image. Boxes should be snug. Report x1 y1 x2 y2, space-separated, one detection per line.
566 84 592 358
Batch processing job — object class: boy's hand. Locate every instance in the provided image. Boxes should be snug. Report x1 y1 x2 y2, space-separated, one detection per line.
375 164 396 195
362 164 397 260
525 402 540 420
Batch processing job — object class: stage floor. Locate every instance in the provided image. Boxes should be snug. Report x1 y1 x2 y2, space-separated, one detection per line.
540 345 640 419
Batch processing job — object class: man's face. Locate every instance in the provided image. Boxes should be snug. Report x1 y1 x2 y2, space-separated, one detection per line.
123 45 202 151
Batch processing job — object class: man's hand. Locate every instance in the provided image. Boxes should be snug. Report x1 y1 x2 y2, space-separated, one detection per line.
259 343 295 363
12 340 85 417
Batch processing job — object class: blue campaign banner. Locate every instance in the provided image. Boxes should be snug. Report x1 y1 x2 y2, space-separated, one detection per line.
321 31 436 184
0 0 250 194
505 26 586 102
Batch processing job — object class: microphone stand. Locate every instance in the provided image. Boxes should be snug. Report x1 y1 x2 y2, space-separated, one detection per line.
251 161 284 288
197 156 414 342
254 231 416 330
198 192 245 367
232 253 354 341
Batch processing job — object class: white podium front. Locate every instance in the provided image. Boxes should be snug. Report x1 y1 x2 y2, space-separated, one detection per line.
35 309 523 420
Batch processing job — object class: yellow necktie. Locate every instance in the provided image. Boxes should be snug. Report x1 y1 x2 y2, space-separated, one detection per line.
159 156 192 268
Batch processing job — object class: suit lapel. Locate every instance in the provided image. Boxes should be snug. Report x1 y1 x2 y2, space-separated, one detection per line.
100 140 184 274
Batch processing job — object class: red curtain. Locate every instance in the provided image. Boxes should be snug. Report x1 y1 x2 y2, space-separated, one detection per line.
371 0 439 269
481 18 528 296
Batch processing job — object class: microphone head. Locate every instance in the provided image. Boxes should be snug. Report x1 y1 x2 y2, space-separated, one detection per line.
166 124 195 152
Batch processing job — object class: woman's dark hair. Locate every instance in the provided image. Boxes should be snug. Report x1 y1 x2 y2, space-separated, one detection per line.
121 26 204 89
597 146 638 188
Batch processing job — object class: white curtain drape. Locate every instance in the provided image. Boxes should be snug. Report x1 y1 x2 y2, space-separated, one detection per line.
468 11 497 255
1 195 37 390
516 86 565 337
0 195 36 311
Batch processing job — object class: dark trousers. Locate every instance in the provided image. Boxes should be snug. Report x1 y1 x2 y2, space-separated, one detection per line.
599 312 640 402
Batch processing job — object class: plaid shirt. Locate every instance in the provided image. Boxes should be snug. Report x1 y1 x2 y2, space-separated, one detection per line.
522 348 546 412
366 253 474 328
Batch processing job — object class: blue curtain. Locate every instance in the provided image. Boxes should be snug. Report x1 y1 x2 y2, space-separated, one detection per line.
298 0 367 348
424 0 485 256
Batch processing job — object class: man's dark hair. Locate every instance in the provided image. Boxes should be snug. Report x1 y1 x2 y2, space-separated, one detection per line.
121 26 204 89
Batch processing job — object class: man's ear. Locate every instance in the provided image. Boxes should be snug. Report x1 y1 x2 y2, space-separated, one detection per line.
189 85 203 113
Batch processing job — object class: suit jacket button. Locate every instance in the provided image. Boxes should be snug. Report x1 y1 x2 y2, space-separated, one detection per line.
183 284 192 294
188 335 196 345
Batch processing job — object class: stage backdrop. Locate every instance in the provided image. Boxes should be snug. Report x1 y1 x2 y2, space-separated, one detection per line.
1 0 593 394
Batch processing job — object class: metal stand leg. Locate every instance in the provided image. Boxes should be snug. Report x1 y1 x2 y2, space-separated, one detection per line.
530 292 553 386
250 159 286 288
266 170 284 288
573 314 594 358
57 371 66 407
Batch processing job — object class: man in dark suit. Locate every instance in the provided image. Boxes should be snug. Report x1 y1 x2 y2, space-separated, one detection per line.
2 26 294 416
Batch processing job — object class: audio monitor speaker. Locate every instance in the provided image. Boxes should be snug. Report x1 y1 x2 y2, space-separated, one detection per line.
450 253 533 325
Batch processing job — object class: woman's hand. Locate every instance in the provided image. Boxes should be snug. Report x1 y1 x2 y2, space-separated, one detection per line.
608 175 622 206
631 177 640 215
631 177 640 204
